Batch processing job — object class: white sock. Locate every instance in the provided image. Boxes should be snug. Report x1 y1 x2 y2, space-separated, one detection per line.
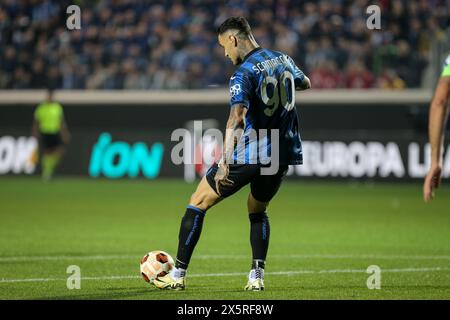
172 267 186 280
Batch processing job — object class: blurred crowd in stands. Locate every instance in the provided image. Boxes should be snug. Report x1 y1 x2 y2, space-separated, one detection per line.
0 0 448 90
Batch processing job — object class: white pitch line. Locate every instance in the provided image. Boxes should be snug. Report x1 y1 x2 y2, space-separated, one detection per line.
1 253 450 263
1 267 449 284
0 255 138 262
196 254 450 260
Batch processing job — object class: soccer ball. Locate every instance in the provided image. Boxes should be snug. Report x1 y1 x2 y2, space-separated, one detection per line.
140 250 174 283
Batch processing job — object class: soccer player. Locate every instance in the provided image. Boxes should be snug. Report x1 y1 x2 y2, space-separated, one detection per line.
153 17 310 291
423 54 450 202
32 89 71 181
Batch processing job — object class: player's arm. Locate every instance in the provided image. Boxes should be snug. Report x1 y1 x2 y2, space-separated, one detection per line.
60 119 71 144
31 119 40 138
297 76 311 91
223 104 247 163
293 68 310 91
215 104 247 193
429 77 450 165
57 105 71 144
423 75 450 202
222 71 251 163
32 106 40 138
286 55 311 91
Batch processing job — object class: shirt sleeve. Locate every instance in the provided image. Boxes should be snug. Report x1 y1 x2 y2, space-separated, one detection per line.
229 71 252 108
441 54 450 77
285 55 306 89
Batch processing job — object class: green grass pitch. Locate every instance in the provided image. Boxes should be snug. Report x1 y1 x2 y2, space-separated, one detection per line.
0 177 449 300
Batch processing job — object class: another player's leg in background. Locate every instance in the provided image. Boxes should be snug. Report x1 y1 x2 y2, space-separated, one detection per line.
42 146 64 181
246 192 270 291
153 176 221 289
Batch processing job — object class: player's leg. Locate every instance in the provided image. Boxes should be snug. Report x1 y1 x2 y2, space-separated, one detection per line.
188 175 223 211
175 176 221 270
154 164 258 290
153 176 220 290
41 134 64 181
41 150 53 181
174 164 258 270
245 165 289 291
245 192 270 291
248 192 269 269
46 147 65 179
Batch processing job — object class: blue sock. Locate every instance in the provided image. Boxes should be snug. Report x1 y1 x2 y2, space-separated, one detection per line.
249 212 269 269
175 206 206 270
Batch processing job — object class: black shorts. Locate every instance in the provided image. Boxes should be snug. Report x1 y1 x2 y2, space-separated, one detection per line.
41 133 62 150
205 163 289 202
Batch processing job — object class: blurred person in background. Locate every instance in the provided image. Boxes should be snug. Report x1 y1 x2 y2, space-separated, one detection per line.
423 54 450 202
32 89 71 181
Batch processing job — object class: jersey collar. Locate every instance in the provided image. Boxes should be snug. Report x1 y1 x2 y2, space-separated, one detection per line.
242 47 262 63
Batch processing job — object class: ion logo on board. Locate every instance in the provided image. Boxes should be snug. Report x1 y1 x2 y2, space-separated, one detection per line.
89 133 164 179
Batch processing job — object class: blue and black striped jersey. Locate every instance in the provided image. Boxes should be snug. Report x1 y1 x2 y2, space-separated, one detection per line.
228 47 305 165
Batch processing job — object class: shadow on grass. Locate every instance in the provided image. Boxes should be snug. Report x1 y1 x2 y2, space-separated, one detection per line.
29 284 168 300
31 285 246 300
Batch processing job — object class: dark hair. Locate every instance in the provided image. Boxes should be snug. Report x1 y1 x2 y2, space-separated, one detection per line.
217 17 252 38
